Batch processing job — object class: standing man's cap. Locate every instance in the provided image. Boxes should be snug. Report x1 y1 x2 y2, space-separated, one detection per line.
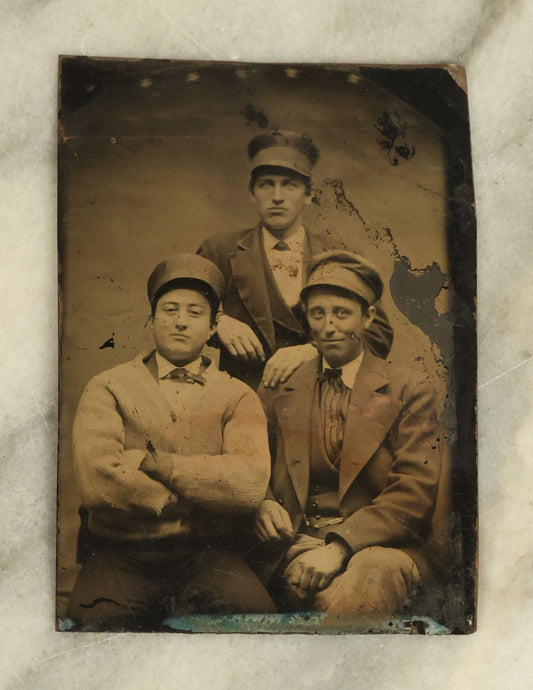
301 250 383 306
248 130 319 178
147 253 225 306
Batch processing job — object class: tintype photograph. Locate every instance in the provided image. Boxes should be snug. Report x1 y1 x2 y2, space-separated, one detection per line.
57 58 477 634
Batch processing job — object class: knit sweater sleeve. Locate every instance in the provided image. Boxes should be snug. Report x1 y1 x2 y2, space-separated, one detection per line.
155 389 270 513
73 375 177 517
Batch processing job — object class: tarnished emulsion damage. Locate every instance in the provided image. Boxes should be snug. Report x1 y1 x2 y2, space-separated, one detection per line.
307 174 455 439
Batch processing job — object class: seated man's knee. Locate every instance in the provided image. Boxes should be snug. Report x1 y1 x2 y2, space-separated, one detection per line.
276 579 314 612
65 549 159 630
314 547 421 620
172 549 277 615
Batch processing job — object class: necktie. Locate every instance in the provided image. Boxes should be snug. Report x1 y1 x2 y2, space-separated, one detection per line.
168 367 206 385
319 368 350 465
319 368 343 382
273 240 291 251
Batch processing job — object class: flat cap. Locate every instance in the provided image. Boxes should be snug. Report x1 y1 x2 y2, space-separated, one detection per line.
147 253 225 306
248 130 319 178
301 250 383 306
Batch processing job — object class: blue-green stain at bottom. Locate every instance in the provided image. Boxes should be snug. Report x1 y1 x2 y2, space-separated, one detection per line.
56 614 450 634
163 612 325 634
162 613 450 635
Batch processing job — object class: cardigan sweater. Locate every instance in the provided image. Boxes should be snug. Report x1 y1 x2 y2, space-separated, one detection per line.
72 351 270 541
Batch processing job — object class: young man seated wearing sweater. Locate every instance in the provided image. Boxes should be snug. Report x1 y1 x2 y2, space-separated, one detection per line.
66 254 276 631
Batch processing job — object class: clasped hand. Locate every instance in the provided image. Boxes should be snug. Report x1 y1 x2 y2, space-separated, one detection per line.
285 541 352 592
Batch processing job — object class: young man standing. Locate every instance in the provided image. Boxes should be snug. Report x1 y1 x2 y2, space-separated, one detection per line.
198 130 393 390
66 254 276 631
254 250 449 624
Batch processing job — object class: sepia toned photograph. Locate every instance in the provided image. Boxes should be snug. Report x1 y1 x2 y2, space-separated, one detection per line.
57 58 477 634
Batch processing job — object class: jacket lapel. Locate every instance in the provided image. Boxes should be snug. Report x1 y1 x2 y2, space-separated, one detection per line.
338 353 403 501
273 359 320 509
304 230 334 279
263 260 306 335
229 227 276 351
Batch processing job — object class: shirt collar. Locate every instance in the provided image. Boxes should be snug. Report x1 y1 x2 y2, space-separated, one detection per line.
262 225 306 252
155 352 206 380
322 350 364 389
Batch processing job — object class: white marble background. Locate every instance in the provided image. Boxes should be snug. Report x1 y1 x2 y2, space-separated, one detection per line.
1 1 531 688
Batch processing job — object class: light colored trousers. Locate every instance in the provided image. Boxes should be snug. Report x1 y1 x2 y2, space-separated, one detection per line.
281 534 421 622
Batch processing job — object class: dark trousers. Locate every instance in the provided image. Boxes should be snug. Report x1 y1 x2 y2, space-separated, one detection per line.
66 535 277 631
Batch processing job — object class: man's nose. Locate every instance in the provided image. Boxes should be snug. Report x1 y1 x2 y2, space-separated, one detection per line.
323 315 337 333
173 312 188 329
272 184 285 202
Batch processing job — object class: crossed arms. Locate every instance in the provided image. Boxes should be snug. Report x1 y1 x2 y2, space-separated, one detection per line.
73 373 270 520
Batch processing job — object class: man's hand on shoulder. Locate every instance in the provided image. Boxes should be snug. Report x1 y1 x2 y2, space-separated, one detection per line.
254 499 294 542
216 314 266 364
262 343 317 388
285 540 352 592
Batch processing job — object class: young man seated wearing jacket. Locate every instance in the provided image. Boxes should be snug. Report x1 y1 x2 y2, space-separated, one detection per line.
66 254 276 631
254 250 449 625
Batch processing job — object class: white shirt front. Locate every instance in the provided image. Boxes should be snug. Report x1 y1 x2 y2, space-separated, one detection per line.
322 350 364 389
155 352 205 415
262 226 306 307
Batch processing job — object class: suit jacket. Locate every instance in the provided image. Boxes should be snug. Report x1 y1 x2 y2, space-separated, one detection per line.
198 226 393 387
259 352 452 583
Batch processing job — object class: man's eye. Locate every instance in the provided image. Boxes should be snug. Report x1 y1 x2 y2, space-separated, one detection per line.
310 310 324 318
335 310 350 318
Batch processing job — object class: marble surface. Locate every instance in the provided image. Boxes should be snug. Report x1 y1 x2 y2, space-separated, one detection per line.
1 0 532 687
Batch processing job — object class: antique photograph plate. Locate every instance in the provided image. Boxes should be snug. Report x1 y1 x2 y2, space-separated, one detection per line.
57 58 477 634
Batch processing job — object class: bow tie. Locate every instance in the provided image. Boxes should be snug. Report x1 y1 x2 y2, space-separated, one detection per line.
319 368 343 382
167 367 206 385
273 239 291 251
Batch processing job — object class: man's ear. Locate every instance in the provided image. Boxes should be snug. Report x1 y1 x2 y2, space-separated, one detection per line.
363 304 376 330
209 313 219 338
146 313 155 340
304 191 313 206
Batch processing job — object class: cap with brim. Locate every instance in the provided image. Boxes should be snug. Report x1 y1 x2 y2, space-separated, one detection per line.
248 130 318 178
250 146 313 177
147 253 225 307
300 251 383 306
